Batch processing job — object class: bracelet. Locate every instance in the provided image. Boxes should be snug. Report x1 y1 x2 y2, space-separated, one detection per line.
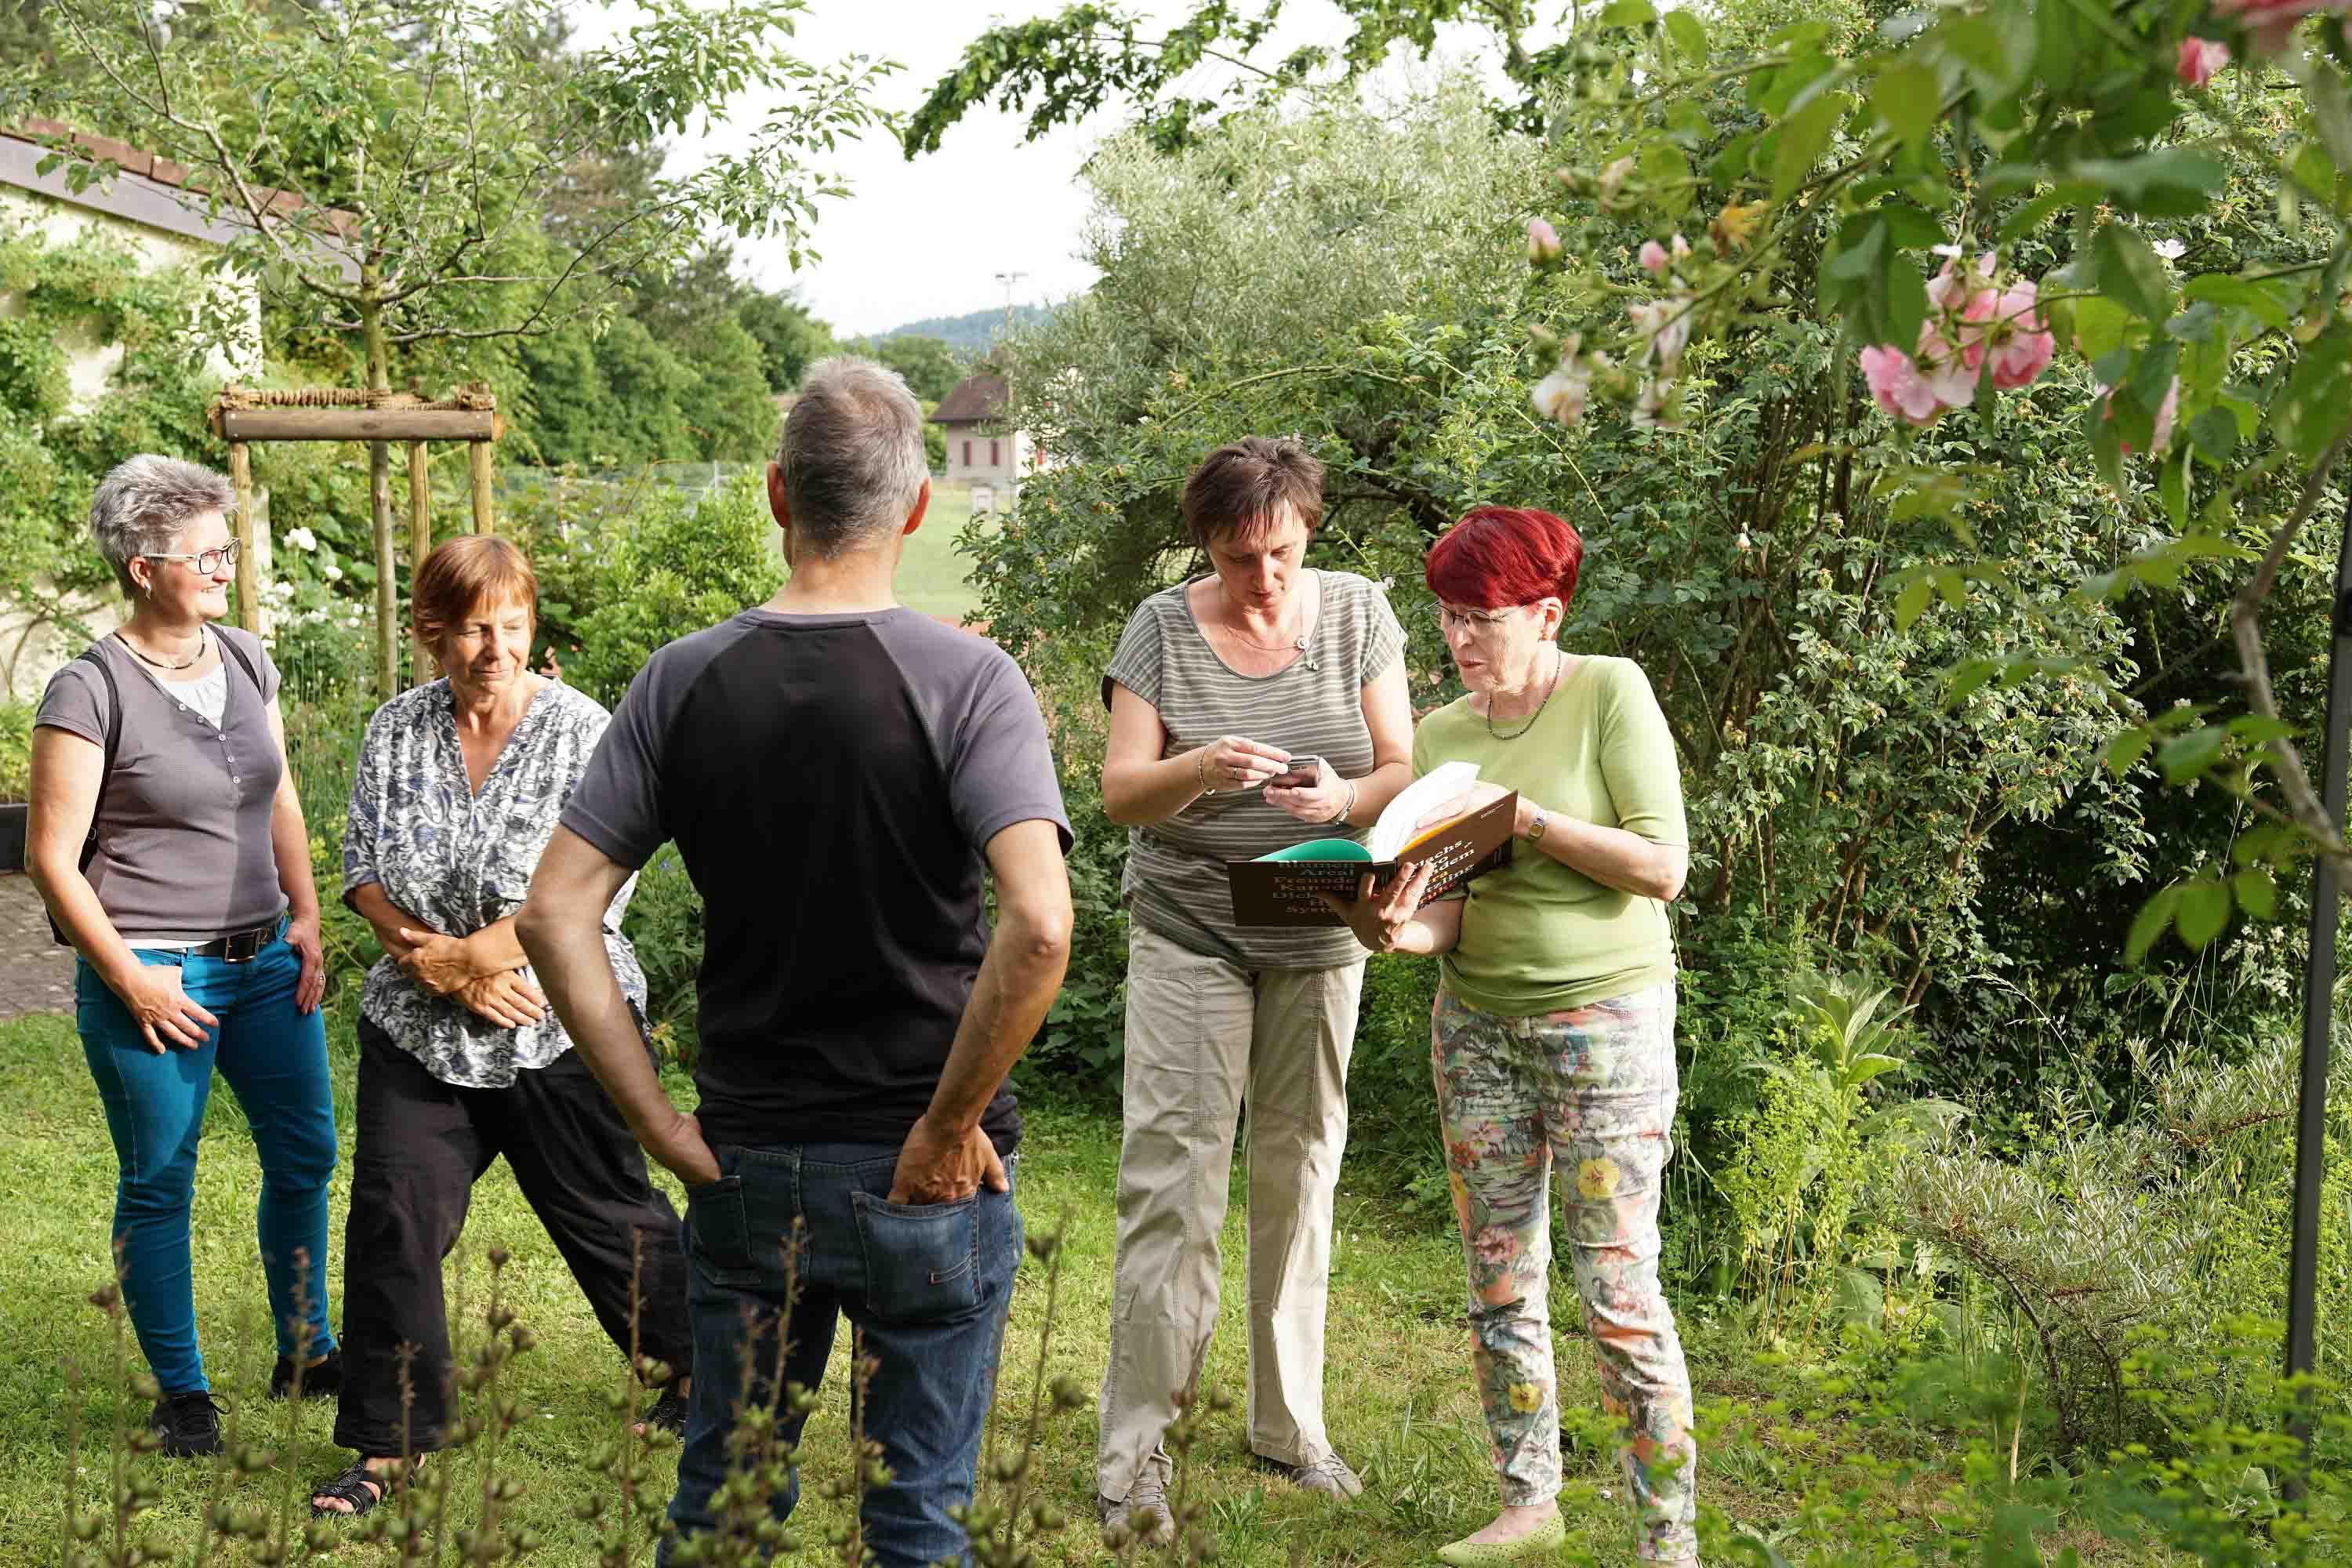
1328 778 1358 825
1194 747 1212 793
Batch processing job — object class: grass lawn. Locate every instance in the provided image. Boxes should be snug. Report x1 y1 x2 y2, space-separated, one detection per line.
0 1008 2176 1566
891 481 991 623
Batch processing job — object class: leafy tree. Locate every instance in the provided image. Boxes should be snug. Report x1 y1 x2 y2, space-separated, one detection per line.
859 332 967 402
7 0 886 696
975 76 2151 1046
903 0 1550 157
737 287 837 393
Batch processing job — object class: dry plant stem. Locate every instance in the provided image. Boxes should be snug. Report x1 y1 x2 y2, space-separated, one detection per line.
429 1250 472 1561
612 1232 648 1568
272 1251 317 1568
61 1354 84 1568
104 1259 130 1568
841 1329 877 1568
993 1229 1069 1557
474 1256 514 1557
396 1341 430 1568
2232 430 2352 876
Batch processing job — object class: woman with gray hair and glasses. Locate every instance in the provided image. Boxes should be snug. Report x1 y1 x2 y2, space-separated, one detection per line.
26 455 339 1463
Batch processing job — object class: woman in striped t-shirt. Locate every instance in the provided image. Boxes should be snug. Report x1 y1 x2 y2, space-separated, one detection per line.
1091 437 1413 1543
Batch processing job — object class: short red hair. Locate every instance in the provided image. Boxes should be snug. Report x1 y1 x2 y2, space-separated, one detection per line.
1425 506 1583 611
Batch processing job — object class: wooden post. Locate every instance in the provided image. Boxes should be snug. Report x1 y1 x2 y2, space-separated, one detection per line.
408 441 432 688
227 441 263 637
468 440 495 535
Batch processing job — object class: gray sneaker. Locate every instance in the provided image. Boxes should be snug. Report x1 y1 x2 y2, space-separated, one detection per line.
1272 1450 1363 1500
1098 1454 1176 1548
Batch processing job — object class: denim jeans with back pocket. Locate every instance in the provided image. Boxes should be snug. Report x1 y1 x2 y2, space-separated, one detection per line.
661 1141 1021 1568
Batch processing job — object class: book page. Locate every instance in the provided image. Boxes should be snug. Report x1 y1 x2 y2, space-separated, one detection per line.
1367 761 1480 862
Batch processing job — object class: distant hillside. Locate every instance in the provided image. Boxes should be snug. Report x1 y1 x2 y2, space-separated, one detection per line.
861 303 1053 356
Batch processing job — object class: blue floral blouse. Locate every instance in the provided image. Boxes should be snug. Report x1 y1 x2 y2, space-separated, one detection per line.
343 677 644 1087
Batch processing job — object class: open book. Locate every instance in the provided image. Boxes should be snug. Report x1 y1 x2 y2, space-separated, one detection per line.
1225 762 1518 927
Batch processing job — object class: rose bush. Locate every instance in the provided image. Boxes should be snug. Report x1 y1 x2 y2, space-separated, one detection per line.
1517 0 2352 953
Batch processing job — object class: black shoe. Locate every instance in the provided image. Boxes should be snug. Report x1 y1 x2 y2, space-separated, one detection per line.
270 1347 344 1400
639 1389 689 1437
150 1390 224 1458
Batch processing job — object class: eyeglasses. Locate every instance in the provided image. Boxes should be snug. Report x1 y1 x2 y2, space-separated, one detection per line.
143 539 240 575
1427 602 1523 634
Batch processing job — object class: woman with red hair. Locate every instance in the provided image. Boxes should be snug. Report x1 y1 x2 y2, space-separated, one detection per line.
1330 506 1697 1567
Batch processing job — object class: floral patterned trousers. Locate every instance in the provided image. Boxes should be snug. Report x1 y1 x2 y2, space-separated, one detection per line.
1433 983 1698 1563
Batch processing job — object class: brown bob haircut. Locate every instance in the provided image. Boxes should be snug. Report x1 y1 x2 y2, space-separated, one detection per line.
1179 436 1325 550
412 535 539 652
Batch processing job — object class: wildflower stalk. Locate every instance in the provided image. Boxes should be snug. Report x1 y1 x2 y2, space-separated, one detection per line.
100 1267 132 1568
269 1251 318 1568
974 1223 1074 1563
61 1354 85 1568
395 1342 430 1568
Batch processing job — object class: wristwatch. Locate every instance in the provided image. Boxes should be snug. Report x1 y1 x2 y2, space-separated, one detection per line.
1525 808 1549 844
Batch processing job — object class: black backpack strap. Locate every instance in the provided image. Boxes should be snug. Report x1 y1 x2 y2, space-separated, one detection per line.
51 642 122 946
216 627 264 702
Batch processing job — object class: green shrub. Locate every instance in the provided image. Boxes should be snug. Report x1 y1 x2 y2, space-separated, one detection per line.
0 699 31 802
1006 628 1131 1102
624 846 704 1066
516 468 779 712
1341 952 1446 1221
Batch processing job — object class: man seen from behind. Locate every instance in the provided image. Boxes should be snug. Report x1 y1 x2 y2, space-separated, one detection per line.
518 357 1074 1568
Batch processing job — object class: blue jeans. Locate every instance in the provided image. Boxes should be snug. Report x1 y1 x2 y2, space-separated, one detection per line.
662 1142 1021 1568
75 927 339 1394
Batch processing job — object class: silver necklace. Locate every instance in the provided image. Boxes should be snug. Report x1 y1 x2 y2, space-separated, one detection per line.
1214 582 1314 655
1486 648 1564 740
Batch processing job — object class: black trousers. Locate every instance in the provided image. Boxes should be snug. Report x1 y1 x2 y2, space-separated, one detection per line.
334 1018 692 1457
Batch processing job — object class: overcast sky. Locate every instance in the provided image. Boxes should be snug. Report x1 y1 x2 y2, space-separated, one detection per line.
568 1 1519 338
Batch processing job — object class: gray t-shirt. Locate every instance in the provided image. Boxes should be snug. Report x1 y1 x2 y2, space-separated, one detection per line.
343 678 644 1089
1103 569 1405 970
35 628 289 942
561 606 1071 1152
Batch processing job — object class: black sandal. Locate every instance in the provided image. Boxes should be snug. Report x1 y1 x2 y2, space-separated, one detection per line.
309 1457 412 1519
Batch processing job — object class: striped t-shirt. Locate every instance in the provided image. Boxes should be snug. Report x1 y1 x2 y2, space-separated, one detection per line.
1102 569 1406 969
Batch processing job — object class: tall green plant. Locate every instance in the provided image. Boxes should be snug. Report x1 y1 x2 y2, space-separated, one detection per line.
9 0 885 697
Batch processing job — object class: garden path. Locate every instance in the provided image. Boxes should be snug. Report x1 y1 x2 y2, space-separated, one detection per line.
0 875 72 1018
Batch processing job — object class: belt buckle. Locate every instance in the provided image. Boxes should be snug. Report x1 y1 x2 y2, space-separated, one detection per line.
223 927 264 964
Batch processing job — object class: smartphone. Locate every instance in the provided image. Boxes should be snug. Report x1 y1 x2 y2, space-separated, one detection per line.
1268 755 1325 789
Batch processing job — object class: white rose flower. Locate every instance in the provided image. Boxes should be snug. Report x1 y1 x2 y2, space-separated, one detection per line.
322 563 343 583
285 527 318 552
2151 238 2186 262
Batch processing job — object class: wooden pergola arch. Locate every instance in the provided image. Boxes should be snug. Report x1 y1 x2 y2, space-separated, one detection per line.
206 383 504 696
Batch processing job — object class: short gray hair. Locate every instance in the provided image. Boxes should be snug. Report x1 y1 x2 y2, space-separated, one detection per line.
90 455 236 596
775 357 929 558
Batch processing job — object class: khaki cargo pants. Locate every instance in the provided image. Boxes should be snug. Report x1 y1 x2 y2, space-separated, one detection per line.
1094 924 1365 1502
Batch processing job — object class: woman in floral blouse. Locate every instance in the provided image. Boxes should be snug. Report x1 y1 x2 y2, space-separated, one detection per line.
310 536 689 1519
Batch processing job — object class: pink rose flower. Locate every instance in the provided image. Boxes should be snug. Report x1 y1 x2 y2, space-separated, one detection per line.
1863 321 1977 426
1928 249 1997 314
1862 343 1946 426
2178 36 2231 85
2215 0 2347 53
1959 278 2056 390
1639 239 1669 278
1527 217 1563 267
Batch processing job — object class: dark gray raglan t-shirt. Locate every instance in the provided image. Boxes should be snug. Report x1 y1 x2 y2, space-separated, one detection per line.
35 627 288 942
561 607 1071 1155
